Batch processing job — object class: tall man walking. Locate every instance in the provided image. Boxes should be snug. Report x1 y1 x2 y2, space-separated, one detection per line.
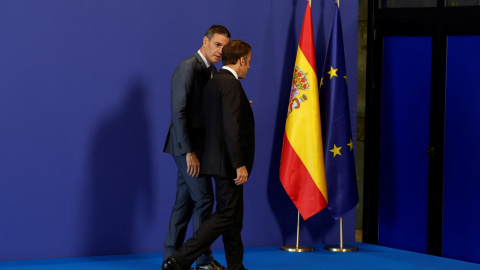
163 25 230 270
164 40 255 270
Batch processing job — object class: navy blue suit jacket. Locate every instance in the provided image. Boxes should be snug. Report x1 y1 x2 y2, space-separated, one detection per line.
164 51 217 157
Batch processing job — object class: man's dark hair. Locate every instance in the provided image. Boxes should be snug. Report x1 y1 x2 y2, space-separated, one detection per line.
222 40 251 66
205 25 231 40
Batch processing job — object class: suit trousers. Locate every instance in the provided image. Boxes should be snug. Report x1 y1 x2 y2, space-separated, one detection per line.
173 175 246 270
163 154 215 265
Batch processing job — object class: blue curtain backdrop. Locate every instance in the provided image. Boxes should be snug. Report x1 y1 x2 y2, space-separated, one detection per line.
0 0 358 261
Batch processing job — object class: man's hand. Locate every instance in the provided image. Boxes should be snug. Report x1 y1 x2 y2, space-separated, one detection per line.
234 166 248 185
186 152 200 177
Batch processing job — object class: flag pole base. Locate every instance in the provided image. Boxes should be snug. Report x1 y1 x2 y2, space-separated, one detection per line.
280 245 315 252
279 212 315 252
324 244 359 252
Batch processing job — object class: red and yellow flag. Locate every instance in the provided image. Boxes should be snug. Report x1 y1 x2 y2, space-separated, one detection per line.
279 1 328 220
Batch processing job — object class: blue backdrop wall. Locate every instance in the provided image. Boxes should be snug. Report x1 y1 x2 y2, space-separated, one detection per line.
0 0 358 261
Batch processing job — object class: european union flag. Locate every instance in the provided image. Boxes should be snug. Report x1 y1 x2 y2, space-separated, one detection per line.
319 4 359 219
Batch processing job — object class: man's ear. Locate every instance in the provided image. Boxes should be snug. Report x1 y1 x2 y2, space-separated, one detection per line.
240 57 245 65
202 36 208 47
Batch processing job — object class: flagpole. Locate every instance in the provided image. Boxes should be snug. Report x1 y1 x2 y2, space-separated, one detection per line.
280 211 314 252
280 0 327 252
324 217 359 252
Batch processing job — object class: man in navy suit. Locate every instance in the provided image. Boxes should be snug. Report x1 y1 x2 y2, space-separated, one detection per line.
164 40 254 270
163 25 230 270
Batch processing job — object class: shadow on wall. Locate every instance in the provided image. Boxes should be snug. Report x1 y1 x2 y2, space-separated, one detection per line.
267 0 336 245
84 80 155 256
266 0 300 244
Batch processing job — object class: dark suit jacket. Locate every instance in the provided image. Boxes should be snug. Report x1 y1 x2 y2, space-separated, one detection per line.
163 51 217 157
201 69 255 179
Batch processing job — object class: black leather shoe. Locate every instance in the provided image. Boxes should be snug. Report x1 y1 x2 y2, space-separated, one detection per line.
196 260 227 270
162 257 186 270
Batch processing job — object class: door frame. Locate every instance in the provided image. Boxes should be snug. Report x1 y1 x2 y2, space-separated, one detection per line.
363 0 480 256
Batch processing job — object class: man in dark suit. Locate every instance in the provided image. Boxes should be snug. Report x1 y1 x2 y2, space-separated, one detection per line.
164 40 254 270
163 25 230 270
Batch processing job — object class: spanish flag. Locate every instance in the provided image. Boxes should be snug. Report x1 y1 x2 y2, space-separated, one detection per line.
279 1 328 220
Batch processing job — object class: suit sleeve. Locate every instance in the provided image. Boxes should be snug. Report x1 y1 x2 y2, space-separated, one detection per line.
221 81 246 169
170 61 194 154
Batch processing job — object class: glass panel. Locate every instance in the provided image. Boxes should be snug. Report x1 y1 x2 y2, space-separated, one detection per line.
380 0 437 8
443 35 480 264
378 36 431 254
446 0 480 6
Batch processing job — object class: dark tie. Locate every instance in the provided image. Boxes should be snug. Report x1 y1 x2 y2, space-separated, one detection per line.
208 66 212 78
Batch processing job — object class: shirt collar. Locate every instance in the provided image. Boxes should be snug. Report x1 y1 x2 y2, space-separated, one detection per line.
197 50 210 68
222 66 238 80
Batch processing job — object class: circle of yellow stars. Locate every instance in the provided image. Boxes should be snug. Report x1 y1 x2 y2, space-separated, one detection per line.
320 65 352 158
329 138 354 158
321 66 348 86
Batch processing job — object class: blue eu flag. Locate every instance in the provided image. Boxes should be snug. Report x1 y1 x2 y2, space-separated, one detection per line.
320 4 359 219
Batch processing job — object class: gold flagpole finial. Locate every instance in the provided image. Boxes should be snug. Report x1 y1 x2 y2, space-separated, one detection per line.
309 0 312 7
336 0 340 8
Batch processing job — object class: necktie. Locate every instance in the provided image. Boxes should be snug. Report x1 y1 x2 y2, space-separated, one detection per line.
208 66 212 78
